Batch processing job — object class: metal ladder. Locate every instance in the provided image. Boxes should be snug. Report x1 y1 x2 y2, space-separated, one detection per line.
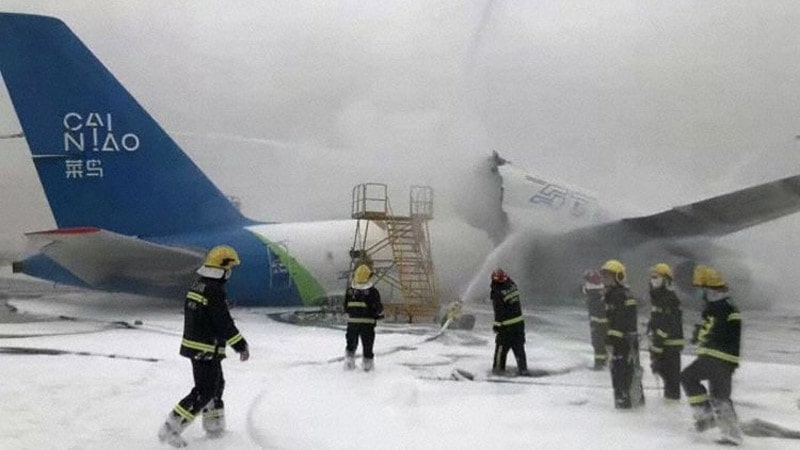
349 183 438 322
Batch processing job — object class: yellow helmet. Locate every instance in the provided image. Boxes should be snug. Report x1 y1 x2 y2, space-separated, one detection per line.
692 265 725 288
650 263 673 279
601 259 626 282
353 264 373 284
204 245 241 270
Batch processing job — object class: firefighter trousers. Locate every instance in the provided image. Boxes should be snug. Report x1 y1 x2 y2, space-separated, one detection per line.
493 329 528 373
681 355 734 405
655 348 682 400
173 358 225 424
590 321 609 365
346 322 376 359
610 336 642 408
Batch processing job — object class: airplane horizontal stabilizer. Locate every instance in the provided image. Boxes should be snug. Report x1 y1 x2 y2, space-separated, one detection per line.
26 227 204 290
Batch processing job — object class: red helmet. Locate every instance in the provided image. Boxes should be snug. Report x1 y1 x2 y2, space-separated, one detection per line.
491 268 508 282
583 269 602 285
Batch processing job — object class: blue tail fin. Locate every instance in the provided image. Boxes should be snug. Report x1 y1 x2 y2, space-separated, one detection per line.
0 13 247 237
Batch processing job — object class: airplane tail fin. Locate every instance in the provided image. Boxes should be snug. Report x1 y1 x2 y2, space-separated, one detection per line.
0 13 247 237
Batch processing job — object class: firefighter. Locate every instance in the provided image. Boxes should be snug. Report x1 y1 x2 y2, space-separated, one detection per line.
490 268 530 376
344 264 384 372
158 245 250 448
582 269 608 370
681 265 743 445
647 263 685 401
601 259 644 409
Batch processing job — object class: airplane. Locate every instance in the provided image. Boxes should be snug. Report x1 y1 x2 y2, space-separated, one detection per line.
2 13 800 310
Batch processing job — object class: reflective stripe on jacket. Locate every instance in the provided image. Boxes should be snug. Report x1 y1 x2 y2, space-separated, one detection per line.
345 286 383 325
648 287 685 352
696 297 741 366
179 276 248 360
604 285 637 346
491 278 525 332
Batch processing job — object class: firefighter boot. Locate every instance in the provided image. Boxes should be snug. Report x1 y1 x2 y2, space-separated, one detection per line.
363 357 374 372
202 402 226 438
691 403 716 433
593 357 607 371
515 354 531 377
344 351 356 371
715 400 743 445
614 391 632 409
157 412 189 448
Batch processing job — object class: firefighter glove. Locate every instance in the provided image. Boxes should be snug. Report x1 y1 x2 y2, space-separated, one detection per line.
239 348 250 362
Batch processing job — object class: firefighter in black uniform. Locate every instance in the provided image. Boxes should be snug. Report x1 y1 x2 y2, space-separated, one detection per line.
647 263 685 401
601 259 644 409
582 269 608 370
681 265 743 445
158 245 250 448
490 268 530 376
344 264 384 372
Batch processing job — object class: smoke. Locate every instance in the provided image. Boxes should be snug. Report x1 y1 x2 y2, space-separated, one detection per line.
2 1 800 311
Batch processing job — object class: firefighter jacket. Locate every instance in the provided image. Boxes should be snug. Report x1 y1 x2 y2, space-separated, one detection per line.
179 275 248 360
491 278 525 333
345 286 383 325
585 288 607 327
604 284 638 348
648 286 685 353
694 294 741 367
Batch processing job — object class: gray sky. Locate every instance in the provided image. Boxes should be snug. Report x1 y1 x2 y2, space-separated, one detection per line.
3 1 799 214
2 1 800 305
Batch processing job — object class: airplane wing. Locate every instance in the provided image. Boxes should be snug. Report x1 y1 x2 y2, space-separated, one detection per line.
491 153 800 242
25 227 204 289
617 174 800 239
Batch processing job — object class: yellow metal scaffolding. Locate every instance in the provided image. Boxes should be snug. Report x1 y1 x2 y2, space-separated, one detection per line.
349 183 438 323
